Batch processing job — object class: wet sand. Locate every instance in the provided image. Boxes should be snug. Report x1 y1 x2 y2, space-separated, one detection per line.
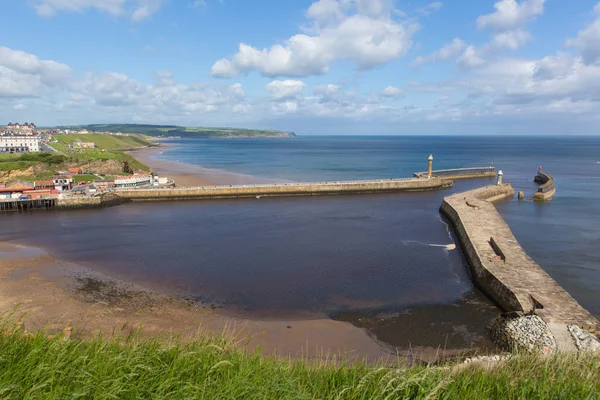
0 242 395 363
0 242 499 363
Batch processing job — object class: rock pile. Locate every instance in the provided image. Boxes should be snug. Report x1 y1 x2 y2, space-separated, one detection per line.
568 325 600 353
490 314 556 353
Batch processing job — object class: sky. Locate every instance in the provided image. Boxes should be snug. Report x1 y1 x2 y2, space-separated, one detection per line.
1 0 600 135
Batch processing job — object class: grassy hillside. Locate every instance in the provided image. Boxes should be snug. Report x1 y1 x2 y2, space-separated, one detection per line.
52 133 154 151
0 152 66 172
55 124 297 138
0 135 152 182
0 322 598 399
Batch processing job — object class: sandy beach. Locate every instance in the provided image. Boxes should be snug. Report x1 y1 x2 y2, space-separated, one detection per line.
0 239 494 363
130 142 282 187
0 241 398 362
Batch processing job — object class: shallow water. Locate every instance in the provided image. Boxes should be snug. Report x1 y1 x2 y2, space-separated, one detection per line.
0 189 479 319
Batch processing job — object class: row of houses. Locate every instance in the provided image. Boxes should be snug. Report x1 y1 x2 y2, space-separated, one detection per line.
0 174 170 200
4 122 37 135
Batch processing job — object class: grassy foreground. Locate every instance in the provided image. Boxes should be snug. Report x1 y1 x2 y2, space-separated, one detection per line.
0 322 598 399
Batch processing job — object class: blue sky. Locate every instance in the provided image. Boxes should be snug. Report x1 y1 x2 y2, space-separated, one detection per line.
1 0 600 134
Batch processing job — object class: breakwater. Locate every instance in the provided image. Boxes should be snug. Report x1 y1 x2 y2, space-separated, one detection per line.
440 184 599 352
56 193 128 210
115 177 452 201
414 166 496 180
533 170 555 201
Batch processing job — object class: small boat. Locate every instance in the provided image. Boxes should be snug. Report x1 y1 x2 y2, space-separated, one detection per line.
256 195 261 199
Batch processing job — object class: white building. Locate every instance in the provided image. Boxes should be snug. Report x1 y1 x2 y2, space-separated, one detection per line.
0 135 41 153
114 174 152 188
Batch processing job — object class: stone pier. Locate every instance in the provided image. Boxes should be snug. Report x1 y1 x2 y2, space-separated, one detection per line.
533 169 555 201
115 177 452 201
440 184 599 352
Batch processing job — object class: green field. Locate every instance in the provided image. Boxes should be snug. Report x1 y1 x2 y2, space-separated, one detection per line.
0 318 598 399
52 134 154 151
54 124 296 138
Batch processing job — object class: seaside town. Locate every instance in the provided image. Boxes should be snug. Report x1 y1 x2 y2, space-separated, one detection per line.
0 121 171 202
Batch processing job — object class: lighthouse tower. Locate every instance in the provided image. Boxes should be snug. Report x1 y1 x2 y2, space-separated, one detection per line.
427 154 434 179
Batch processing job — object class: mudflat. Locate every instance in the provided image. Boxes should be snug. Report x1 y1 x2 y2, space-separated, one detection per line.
0 242 397 363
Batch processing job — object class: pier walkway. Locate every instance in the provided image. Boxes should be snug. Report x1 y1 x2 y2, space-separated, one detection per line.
414 166 496 180
533 170 555 201
441 185 598 349
115 177 453 201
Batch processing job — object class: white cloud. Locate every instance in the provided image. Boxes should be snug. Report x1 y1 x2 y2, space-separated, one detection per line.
132 0 165 22
13 103 27 110
474 0 545 52
211 0 417 78
416 2 443 16
32 0 166 21
154 70 173 86
437 38 466 60
380 86 403 97
457 46 485 69
33 0 126 16
565 3 600 65
490 29 531 49
0 46 70 98
65 71 248 122
266 80 306 100
412 38 466 66
533 52 576 80
477 0 546 31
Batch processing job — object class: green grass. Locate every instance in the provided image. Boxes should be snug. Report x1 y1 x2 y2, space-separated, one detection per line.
73 174 98 184
53 134 153 151
0 146 148 183
0 153 66 172
0 318 598 399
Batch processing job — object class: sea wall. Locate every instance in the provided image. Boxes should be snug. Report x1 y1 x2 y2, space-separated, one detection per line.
116 177 452 201
56 193 128 210
533 171 555 201
414 166 496 180
440 184 599 352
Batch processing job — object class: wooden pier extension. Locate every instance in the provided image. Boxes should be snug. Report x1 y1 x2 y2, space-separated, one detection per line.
0 199 56 212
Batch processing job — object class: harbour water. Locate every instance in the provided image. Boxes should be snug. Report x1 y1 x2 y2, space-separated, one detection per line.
1 135 599 351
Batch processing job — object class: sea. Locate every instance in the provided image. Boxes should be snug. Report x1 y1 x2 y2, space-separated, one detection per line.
1 135 599 350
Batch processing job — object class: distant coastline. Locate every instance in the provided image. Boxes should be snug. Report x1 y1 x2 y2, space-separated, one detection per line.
53 123 297 139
